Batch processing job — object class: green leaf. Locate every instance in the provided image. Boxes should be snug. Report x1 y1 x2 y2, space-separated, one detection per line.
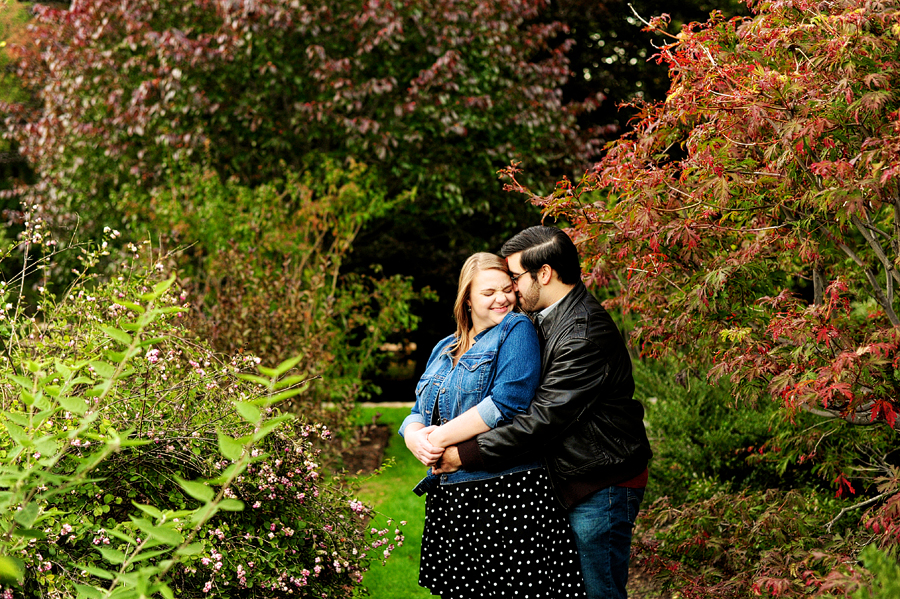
218 498 245 512
257 365 277 378
138 337 166 347
158 584 175 599
14 502 39 528
273 375 309 390
268 387 307 403
118 438 152 448
3 419 31 446
207 462 242 485
146 525 183 546
4 411 28 426
109 580 140 598
54 360 73 379
100 325 133 346
175 542 205 556
57 394 89 415
11 527 46 539
234 401 261 424
252 415 293 442
8 374 33 389
175 476 215 503
152 276 176 299
77 563 114 580
216 431 243 461
33 436 58 457
98 547 127 565
119 301 145 314
236 373 271 387
74 584 104 599
85 380 113 397
132 502 163 520
106 528 137 545
273 355 303 377
66 376 95 387
189 502 220 526
89 361 117 379
138 310 161 327
105 350 126 363
0 556 24 585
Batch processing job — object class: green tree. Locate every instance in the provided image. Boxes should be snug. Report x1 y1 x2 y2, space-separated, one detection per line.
3 0 595 234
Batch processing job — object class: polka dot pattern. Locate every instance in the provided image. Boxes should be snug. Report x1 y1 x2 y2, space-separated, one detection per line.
419 468 586 598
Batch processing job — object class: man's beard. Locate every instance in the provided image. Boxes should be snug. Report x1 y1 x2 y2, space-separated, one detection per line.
517 279 542 313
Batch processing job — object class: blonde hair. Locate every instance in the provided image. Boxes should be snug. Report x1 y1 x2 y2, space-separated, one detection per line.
450 252 509 355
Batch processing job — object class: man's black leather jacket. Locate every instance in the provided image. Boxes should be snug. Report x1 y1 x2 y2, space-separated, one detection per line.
457 282 652 508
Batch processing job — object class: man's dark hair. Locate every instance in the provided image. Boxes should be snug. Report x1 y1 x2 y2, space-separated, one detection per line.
500 226 581 285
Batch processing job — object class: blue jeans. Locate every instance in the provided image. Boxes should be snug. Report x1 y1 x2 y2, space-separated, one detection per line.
567 485 645 599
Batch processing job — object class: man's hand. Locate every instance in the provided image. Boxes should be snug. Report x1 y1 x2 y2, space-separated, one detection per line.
432 445 461 474
404 425 443 466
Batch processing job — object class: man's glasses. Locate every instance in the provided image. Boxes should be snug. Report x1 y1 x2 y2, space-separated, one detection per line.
509 270 532 284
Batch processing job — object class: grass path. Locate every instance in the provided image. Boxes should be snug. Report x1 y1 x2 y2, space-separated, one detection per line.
354 407 434 599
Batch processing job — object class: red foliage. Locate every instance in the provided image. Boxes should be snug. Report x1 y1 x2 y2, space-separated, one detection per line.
504 0 900 434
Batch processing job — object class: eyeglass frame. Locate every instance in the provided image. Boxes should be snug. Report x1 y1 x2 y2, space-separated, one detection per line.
508 269 534 285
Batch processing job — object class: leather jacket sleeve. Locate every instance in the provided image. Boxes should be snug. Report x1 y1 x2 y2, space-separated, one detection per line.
459 334 609 472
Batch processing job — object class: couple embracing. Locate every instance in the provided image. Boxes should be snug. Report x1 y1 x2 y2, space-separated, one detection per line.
400 226 653 599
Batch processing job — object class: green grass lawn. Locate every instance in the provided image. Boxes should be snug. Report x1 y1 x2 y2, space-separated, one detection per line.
354 406 435 599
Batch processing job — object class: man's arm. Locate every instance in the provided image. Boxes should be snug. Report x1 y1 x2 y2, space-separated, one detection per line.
457 337 609 472
428 317 540 449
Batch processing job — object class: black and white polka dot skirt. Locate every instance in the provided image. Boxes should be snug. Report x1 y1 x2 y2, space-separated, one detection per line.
419 467 585 598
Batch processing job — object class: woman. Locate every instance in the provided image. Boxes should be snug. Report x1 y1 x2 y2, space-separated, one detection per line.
399 252 584 599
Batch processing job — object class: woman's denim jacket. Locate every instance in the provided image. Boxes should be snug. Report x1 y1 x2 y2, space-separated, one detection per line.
399 312 541 495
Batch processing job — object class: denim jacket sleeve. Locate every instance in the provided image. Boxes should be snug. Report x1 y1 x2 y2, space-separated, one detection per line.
475 315 541 427
399 335 453 437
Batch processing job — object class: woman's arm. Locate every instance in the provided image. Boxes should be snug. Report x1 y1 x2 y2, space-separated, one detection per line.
426 407 489 449
428 317 540 449
404 423 443 466
399 336 453 466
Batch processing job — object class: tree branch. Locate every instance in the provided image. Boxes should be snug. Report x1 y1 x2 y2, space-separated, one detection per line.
851 213 900 289
837 242 900 326
800 403 876 425
813 267 824 306
825 492 889 532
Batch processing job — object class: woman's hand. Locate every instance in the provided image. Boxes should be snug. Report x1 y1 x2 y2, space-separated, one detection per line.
404 424 444 466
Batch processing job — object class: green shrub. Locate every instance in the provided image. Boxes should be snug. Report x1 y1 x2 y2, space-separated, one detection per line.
0 240 403 598
113 161 428 434
849 545 900 599
635 358 816 504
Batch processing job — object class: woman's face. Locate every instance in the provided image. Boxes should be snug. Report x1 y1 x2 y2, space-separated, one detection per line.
467 268 516 333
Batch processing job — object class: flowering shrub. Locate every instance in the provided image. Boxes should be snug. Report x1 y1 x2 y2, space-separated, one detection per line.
0 239 403 598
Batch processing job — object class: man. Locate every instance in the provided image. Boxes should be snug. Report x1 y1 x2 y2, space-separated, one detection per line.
436 225 652 599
